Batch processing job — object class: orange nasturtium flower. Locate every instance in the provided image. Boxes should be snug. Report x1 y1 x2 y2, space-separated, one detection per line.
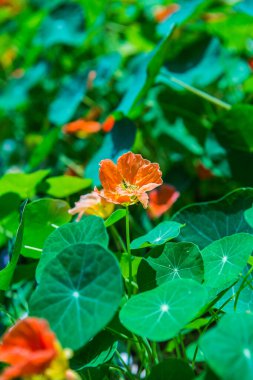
153 4 180 23
96 152 163 208
63 119 101 138
0 317 80 380
68 191 114 221
148 184 180 219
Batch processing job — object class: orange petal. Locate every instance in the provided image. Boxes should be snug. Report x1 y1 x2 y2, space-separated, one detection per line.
102 115 115 133
117 152 149 184
63 120 101 135
99 159 122 193
135 163 163 191
148 184 180 218
137 192 149 209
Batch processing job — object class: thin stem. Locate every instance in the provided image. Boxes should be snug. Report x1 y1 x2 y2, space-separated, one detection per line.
158 73 232 111
178 334 186 359
151 341 159 364
125 206 133 298
174 337 181 358
110 225 127 253
115 351 135 380
234 265 253 311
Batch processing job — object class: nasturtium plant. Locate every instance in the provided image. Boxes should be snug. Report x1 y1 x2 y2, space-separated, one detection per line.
2 1 253 378
36 215 109 281
29 243 122 349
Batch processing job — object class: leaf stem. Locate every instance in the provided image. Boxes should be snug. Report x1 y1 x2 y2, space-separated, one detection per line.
125 206 133 298
234 265 253 311
158 73 232 111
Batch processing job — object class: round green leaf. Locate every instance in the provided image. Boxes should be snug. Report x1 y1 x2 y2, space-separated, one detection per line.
130 221 183 250
200 313 253 380
36 215 109 281
29 243 123 349
147 358 195 380
119 279 208 341
202 233 253 289
173 188 253 249
21 198 71 258
147 242 204 285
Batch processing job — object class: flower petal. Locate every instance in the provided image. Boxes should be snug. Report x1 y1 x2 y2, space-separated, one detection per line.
117 152 149 184
135 163 163 191
99 159 122 193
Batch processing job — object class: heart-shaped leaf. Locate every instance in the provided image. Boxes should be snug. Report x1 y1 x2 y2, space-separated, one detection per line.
120 279 208 341
29 243 123 350
202 233 253 289
173 188 253 249
147 242 204 285
131 221 182 249
36 215 109 281
200 313 253 380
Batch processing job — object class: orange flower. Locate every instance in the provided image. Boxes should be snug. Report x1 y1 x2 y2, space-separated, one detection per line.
68 191 114 221
102 115 115 133
96 152 163 208
196 161 214 180
148 184 180 219
153 4 180 23
63 119 101 138
0 318 80 380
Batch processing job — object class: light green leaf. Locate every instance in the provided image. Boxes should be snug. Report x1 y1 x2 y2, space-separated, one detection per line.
147 358 195 380
147 242 204 285
131 221 182 249
200 313 253 380
45 176 91 198
29 243 123 350
21 199 71 259
202 233 253 289
36 215 109 281
173 188 253 249
104 209 126 228
120 279 208 341
0 170 50 198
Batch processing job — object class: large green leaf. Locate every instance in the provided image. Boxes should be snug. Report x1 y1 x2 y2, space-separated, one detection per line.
29 243 122 350
130 221 183 249
21 199 71 259
173 188 253 249
36 215 109 281
0 201 27 291
104 209 126 228
120 279 208 341
147 358 195 380
0 193 20 247
71 331 117 370
200 313 253 380
214 105 253 153
0 170 50 198
44 176 91 198
202 233 253 289
147 242 204 285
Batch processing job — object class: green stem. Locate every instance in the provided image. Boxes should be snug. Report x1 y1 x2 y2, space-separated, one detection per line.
234 265 253 311
110 225 127 253
178 334 186 359
151 341 159 364
125 206 133 298
115 350 135 380
158 73 232 111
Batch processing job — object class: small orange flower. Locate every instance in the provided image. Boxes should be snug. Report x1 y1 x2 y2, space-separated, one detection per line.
196 161 214 180
148 184 180 219
153 4 180 23
96 152 163 208
63 119 101 138
69 191 114 221
0 318 80 380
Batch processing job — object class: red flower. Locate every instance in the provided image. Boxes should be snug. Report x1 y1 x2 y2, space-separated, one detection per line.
63 119 101 137
0 318 56 380
148 184 180 219
96 152 163 208
102 115 115 133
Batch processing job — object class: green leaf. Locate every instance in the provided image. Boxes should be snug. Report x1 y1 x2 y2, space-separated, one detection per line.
119 279 208 341
0 170 50 198
147 242 204 285
200 313 253 380
104 209 126 228
173 188 253 249
36 215 109 281
214 105 253 153
0 193 21 247
0 201 27 291
202 233 253 289
245 207 253 228
130 221 183 249
147 358 195 380
71 331 117 370
21 199 71 259
29 243 123 350
44 176 91 198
